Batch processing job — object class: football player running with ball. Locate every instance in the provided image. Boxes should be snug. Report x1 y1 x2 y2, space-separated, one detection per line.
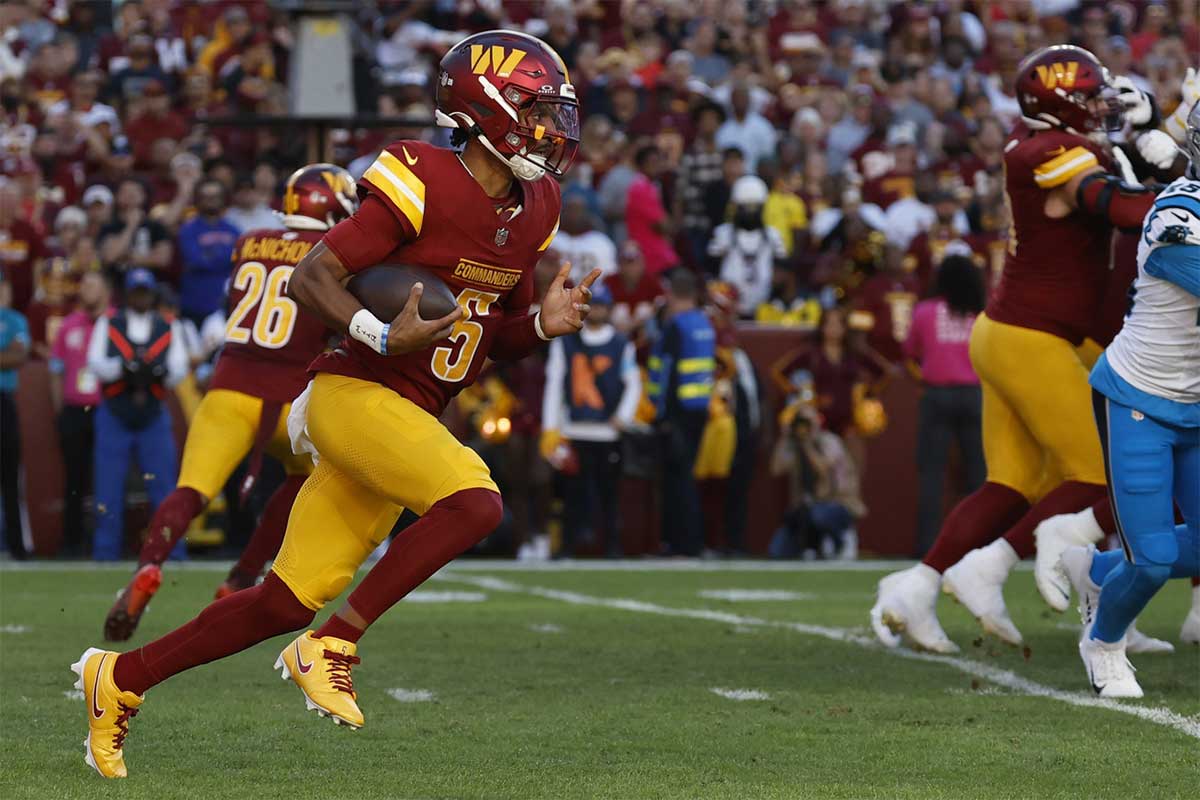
1059 100 1200 698
871 46 1159 652
71 31 598 779
102 164 356 642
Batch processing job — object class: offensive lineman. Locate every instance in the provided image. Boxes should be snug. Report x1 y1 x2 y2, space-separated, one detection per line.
102 164 356 642
70 30 597 779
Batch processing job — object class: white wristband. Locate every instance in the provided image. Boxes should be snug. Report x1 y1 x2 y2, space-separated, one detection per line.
534 310 551 341
350 309 388 354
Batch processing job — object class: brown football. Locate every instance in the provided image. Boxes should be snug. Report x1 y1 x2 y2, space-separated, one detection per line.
346 265 459 321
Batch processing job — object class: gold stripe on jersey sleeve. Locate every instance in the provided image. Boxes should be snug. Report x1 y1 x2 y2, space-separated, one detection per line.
537 217 560 252
362 150 426 234
1032 146 1099 188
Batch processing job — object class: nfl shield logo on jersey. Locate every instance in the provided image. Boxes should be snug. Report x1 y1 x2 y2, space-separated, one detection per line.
495 227 510 246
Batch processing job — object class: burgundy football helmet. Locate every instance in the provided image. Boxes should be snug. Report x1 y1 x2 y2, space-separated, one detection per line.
435 29 579 181
1015 45 1121 134
280 163 357 230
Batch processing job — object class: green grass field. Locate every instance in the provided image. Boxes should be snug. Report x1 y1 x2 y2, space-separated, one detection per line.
1 562 1197 800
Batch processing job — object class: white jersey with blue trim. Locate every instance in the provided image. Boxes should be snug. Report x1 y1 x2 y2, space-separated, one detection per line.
1103 176 1200 406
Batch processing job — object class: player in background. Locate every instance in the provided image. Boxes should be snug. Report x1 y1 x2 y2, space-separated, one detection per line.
871 46 1159 653
1058 100 1200 697
945 70 1198 648
1033 69 1200 645
101 164 354 642
71 30 597 779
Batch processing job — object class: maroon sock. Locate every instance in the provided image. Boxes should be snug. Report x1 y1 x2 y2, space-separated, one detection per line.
314 613 364 644
1193 576 1199 588
112 572 314 696
138 487 206 566
923 482 1029 573
234 475 306 578
343 488 503 627
1092 497 1116 536
1003 481 1106 559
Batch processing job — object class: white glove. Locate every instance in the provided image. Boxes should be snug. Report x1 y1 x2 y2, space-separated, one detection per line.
1181 66 1200 109
1165 67 1200 143
1111 145 1139 185
1135 129 1180 171
1111 75 1153 127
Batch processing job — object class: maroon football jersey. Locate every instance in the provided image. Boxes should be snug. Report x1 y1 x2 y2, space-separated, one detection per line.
209 228 331 403
986 124 1113 344
310 140 560 417
853 271 920 363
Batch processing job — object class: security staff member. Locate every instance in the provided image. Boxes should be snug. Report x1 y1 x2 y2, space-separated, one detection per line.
86 269 189 560
648 270 716 556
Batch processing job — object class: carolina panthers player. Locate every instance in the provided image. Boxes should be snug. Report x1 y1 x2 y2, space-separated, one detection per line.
1060 100 1200 698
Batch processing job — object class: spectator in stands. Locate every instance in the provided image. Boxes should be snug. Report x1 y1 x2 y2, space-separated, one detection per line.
625 143 678 276
125 79 188 168
0 268 30 559
108 33 172 105
49 270 109 557
904 254 986 557
606 240 662 339
98 177 172 276
760 158 809 261
81 185 114 239
177 178 238 327
86 268 188 560
541 284 640 558
224 173 279 233
597 138 637 244
0 178 46 313
709 175 786 318
715 81 777 172
769 401 863 559
674 100 726 269
554 192 617 286
648 271 715 556
48 69 120 136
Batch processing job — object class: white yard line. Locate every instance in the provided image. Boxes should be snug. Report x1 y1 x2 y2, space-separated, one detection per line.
710 688 771 701
385 688 436 703
442 574 1200 742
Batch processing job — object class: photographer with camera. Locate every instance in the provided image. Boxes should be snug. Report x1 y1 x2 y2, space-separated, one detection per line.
769 399 865 560
85 269 188 560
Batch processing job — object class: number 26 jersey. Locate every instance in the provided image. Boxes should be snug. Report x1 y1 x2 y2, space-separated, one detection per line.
210 228 332 403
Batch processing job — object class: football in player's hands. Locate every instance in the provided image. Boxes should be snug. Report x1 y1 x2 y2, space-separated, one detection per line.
347 265 459 321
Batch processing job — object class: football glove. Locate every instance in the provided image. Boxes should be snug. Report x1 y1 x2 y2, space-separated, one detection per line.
1135 129 1180 171
1111 75 1154 128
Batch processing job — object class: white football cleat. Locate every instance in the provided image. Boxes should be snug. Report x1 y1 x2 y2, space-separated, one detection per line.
1034 508 1105 612
1126 622 1174 655
1059 545 1101 629
1079 624 1143 698
942 540 1022 646
1181 585 1200 645
870 564 959 653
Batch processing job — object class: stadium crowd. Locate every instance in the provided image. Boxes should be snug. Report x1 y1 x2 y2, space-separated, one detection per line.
1 0 1197 561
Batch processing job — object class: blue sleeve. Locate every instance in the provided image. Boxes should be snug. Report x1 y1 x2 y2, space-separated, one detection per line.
1144 245 1200 297
13 313 29 345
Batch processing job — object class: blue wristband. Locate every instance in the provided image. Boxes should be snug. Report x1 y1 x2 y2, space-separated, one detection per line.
379 323 390 355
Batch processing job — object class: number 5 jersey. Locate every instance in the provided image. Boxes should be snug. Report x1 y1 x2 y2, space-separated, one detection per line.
314 139 561 416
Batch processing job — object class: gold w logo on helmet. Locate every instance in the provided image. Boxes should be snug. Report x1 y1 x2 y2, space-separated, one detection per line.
1035 62 1080 90
470 45 526 78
